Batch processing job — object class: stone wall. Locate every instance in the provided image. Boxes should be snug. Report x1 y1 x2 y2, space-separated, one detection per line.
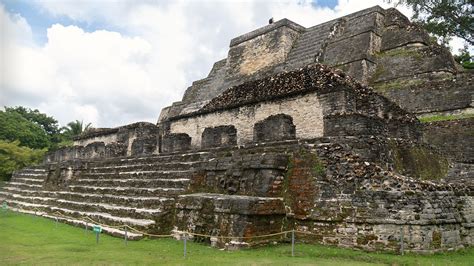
227 21 302 77
169 137 472 251
423 118 474 163
45 122 159 162
162 64 419 151
374 73 472 115
167 93 324 148
284 143 471 252
201 125 237 149
161 133 192 153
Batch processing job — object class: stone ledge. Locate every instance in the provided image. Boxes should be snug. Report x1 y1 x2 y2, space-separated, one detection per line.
177 193 285 215
230 18 305 47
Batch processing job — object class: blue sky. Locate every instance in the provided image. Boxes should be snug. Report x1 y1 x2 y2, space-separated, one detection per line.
1 0 116 44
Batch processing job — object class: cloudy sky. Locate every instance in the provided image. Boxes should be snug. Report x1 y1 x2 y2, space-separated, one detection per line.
0 0 468 128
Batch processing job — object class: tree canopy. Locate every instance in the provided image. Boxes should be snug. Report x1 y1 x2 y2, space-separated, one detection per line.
5 106 60 136
0 109 51 149
0 106 92 180
61 120 92 140
0 140 46 181
392 0 473 45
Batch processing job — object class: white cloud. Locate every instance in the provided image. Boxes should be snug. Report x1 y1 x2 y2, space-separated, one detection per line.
1 1 469 128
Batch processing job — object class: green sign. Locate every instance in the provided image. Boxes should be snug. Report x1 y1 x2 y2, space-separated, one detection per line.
2 202 6 210
93 226 102 233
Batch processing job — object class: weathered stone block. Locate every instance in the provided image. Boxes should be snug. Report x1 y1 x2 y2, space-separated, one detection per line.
254 114 296 142
161 133 191 153
201 125 237 149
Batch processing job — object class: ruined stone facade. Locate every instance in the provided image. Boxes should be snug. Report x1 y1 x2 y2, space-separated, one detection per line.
1 6 472 253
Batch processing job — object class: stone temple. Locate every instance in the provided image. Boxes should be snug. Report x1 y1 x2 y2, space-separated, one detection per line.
1 6 473 252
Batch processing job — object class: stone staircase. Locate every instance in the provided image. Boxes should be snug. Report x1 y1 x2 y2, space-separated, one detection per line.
0 152 211 238
285 24 332 68
0 142 300 244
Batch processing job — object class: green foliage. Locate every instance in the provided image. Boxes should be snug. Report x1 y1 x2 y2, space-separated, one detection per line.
312 156 326 176
0 140 45 181
0 109 51 149
453 45 474 69
392 0 473 46
1 212 474 265
5 106 60 136
4 106 64 148
419 113 474 123
389 141 449 180
57 139 74 148
1 106 94 151
61 120 93 140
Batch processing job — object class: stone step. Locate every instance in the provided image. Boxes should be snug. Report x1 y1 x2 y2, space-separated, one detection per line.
4 182 43 191
80 170 194 180
288 45 320 56
292 34 325 46
4 199 155 230
0 191 55 204
90 152 210 167
12 172 47 179
87 161 203 174
16 167 46 172
72 178 190 189
1 187 57 198
55 191 175 208
289 50 319 58
68 185 185 197
0 191 169 220
286 55 316 65
9 177 44 185
2 205 143 239
290 40 322 52
177 193 286 215
51 198 166 220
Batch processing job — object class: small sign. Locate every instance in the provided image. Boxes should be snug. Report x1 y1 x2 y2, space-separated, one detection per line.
2 202 6 210
93 225 102 233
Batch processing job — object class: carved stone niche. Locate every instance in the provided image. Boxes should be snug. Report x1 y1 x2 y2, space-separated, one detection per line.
253 114 296 142
131 136 158 156
201 125 237 149
83 142 106 159
161 133 192 153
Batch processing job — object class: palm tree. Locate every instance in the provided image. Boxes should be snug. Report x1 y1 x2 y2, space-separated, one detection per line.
61 120 92 139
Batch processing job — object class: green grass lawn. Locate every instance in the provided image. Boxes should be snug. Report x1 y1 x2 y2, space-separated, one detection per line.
0 211 473 265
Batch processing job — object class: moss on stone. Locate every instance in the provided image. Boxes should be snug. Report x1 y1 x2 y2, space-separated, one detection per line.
312 158 326 177
431 231 442 249
369 64 385 83
377 47 423 60
418 113 474 123
388 141 449 180
373 79 424 93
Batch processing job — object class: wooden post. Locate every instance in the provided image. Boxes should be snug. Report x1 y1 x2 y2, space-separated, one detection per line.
183 232 187 259
124 226 128 246
400 226 404 255
291 230 295 257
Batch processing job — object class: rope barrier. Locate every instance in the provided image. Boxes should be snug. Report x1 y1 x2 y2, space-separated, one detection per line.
175 230 294 240
14 204 320 241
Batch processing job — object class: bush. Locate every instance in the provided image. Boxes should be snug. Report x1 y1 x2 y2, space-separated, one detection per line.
0 140 46 181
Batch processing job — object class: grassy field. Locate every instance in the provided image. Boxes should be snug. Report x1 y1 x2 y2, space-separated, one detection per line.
0 211 473 265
